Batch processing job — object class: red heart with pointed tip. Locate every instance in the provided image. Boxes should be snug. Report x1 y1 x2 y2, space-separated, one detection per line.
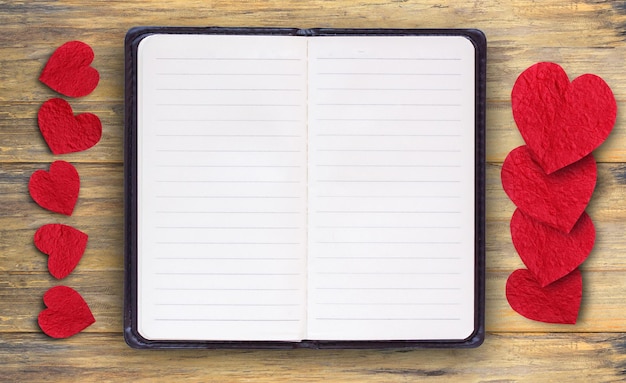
511 209 595 287
34 224 88 279
506 268 582 324
39 41 99 97
511 62 616 174
501 146 596 233
38 98 102 155
28 160 80 216
38 286 95 338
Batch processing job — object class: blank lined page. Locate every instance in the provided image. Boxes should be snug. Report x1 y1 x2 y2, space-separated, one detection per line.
306 36 477 340
137 35 308 341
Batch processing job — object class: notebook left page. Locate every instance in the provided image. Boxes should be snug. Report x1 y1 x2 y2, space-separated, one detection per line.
136 34 308 341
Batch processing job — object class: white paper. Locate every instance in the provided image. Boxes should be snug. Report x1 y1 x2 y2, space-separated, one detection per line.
306 36 476 340
137 35 308 341
137 33 477 342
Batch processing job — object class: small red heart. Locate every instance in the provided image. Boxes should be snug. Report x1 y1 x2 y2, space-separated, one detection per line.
34 224 88 279
506 268 582 324
501 146 596 233
38 286 95 338
511 62 616 174
38 98 102 155
29 160 80 216
511 209 595 287
39 41 99 98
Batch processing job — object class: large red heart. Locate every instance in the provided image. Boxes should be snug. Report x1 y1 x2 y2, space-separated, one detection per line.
506 268 582 324
39 41 99 98
511 209 595 287
34 224 88 279
501 145 596 233
28 160 80 216
511 62 616 174
38 98 102 155
38 286 95 338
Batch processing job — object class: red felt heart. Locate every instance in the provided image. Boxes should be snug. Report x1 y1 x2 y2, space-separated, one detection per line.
511 209 595 287
28 160 80 216
38 98 102 155
39 41 99 98
506 268 582 324
511 62 616 174
501 145 596 233
34 224 88 279
38 286 95 338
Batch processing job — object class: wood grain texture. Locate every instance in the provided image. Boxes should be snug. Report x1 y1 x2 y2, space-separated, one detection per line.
2 0 626 381
1 333 626 382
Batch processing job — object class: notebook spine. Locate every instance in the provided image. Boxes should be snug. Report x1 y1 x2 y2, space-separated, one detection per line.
296 28 316 36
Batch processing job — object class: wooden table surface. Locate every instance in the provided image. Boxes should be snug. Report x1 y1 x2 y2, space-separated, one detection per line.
2 1 626 381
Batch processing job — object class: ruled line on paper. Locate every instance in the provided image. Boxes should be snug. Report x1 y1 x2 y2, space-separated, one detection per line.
155 272 301 276
315 149 461 152
155 257 301 260
314 241 461 245
315 272 461 275
155 319 302 322
314 287 462 291
155 118 301 122
155 57 302 61
155 149 301 153
154 181 301 184
314 118 461 122
316 302 461 306
156 288 300 291
314 195 461 198
314 210 460 213
156 88 303 91
314 164 461 168
155 226 301 229
313 180 461 183
156 242 301 246
314 317 461 321
314 225 461 229
314 134 461 137
315 87 462 91
155 195 302 199
315 102 461 106
316 72 462 76
314 256 462 260
314 57 462 61
155 103 302 106
156 73 303 76
156 303 301 306
155 165 302 168
155 134 302 137
155 211 301 214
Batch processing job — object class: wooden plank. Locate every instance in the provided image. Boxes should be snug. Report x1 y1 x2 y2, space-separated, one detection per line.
0 271 122 334
2 99 626 163
0 103 123 163
0 163 124 273
1 1 626 103
3 41 626 104
0 332 625 382
487 270 626 332
3 100 625 164
1 269 625 333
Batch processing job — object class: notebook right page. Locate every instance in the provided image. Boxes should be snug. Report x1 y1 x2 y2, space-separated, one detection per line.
306 35 477 341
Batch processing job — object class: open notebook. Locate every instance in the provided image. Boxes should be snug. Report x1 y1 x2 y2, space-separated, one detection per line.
124 27 486 348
